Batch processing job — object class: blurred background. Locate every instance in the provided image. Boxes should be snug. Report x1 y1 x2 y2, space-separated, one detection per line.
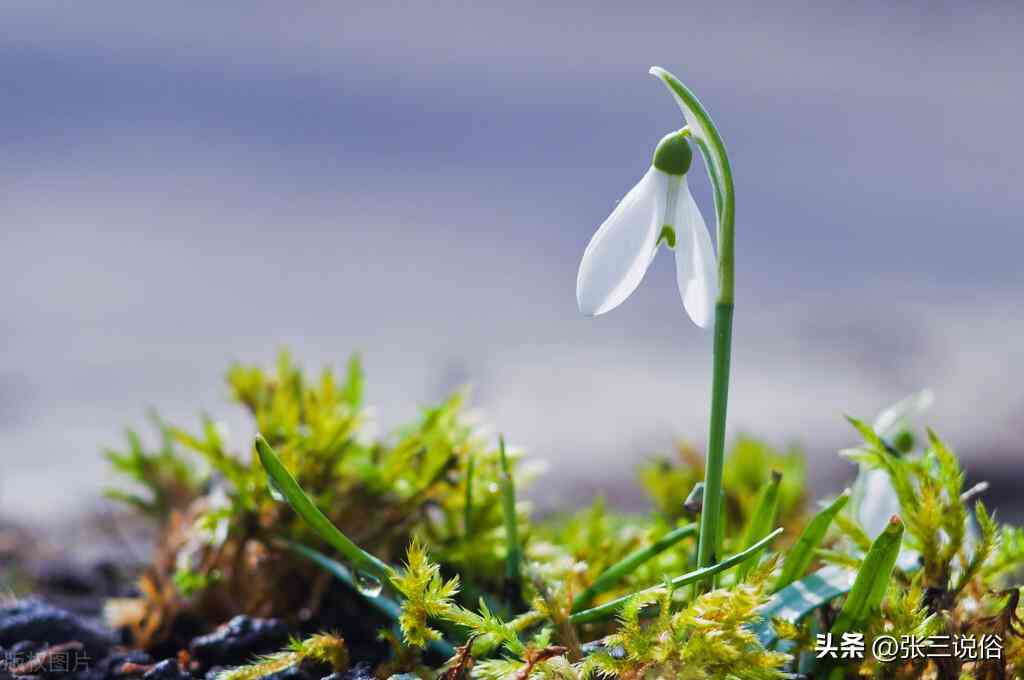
2 1 1022 527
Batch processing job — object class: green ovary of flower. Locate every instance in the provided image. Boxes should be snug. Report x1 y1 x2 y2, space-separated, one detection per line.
651 130 693 176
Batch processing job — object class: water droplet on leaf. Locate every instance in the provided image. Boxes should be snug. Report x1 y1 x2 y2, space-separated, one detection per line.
267 476 286 502
354 570 383 597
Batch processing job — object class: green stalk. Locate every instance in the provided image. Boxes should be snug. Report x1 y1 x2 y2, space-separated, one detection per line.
650 67 736 589
571 522 697 613
697 305 734 591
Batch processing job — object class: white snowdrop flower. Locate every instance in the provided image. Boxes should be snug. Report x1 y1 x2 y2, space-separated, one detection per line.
576 130 717 328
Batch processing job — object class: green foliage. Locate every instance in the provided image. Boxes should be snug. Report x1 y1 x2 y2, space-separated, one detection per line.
104 411 204 518
588 560 790 680
842 421 1006 600
105 351 521 644
759 415 1024 678
537 498 691 615
107 357 1024 679
390 541 790 679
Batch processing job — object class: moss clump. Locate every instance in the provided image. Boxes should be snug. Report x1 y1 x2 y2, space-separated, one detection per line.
105 351 518 647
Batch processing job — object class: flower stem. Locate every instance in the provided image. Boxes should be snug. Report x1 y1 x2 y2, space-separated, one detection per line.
649 66 737 591
696 302 733 589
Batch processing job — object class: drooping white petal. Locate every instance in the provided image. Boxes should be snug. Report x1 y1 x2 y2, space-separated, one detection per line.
856 468 902 538
672 179 717 328
577 168 666 316
872 389 934 437
851 389 934 538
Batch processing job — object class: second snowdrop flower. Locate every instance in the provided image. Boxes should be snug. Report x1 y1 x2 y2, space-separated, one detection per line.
576 129 717 327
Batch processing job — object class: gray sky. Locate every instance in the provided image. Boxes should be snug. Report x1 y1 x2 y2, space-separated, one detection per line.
1 2 1022 524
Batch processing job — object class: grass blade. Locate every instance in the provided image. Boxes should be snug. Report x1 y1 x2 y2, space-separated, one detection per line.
498 436 522 599
773 490 850 591
463 452 476 540
737 470 782 581
571 522 697 613
255 434 393 580
830 515 904 635
569 527 783 625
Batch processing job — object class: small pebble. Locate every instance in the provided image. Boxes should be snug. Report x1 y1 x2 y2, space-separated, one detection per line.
188 616 291 670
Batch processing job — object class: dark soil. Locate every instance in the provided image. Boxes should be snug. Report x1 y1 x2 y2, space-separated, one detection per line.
0 520 395 680
0 598 377 680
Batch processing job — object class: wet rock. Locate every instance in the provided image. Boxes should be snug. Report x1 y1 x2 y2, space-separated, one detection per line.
0 599 117 659
188 616 291 670
140 660 190 680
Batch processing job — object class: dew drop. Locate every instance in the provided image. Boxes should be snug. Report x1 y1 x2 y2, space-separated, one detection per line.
267 476 286 502
354 570 383 598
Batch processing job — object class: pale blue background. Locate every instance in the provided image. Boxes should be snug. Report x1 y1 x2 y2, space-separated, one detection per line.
1 2 1021 523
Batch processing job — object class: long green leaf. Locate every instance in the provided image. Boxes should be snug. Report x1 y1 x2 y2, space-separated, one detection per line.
773 490 850 591
571 522 698 613
255 435 393 580
569 527 782 625
737 471 782 581
831 515 904 635
282 540 455 658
